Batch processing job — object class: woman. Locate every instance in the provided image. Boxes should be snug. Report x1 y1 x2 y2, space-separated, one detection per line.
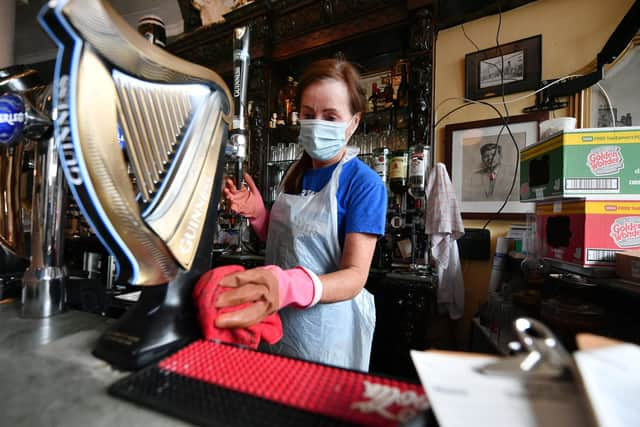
201 59 387 371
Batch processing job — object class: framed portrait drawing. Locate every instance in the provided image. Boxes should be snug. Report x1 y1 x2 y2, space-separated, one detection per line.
444 112 548 219
465 35 542 100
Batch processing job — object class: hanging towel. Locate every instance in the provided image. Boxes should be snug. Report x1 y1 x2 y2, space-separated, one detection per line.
424 163 465 319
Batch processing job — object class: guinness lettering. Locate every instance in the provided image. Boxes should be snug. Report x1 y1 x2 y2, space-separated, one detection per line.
178 186 210 254
233 66 241 98
55 75 83 185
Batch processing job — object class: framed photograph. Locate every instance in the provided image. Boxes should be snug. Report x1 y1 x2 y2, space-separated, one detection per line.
589 35 639 127
444 112 548 219
465 35 542 100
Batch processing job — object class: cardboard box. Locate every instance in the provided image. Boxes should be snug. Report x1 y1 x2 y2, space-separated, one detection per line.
615 250 640 283
520 127 640 202
536 200 640 269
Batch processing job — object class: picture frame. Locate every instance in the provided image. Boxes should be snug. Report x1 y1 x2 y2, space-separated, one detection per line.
588 33 639 128
465 35 542 100
444 112 548 219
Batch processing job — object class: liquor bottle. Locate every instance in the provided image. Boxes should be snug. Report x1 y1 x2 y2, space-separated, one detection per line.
396 63 409 108
383 80 394 110
288 80 299 125
375 80 387 112
372 146 390 186
276 88 287 126
368 83 379 113
408 144 430 198
395 63 409 130
284 76 296 122
389 150 408 194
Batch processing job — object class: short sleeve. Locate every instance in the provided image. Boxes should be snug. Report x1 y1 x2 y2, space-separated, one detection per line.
342 161 387 237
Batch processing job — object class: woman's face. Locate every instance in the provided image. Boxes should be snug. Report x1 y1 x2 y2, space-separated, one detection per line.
300 78 359 140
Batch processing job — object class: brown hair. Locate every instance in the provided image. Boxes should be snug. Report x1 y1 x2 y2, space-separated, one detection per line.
281 59 366 194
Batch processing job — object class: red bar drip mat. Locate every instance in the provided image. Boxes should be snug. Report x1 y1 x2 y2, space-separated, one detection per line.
108 340 432 427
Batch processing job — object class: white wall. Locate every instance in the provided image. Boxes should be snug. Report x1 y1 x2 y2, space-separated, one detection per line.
0 0 16 67
433 0 636 337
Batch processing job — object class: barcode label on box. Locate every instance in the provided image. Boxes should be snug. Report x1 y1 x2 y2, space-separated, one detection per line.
565 178 619 192
587 248 617 263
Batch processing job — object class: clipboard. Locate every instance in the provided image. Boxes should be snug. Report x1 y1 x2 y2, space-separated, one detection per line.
410 318 640 427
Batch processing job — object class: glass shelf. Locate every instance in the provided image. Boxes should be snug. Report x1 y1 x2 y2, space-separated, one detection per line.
266 160 295 168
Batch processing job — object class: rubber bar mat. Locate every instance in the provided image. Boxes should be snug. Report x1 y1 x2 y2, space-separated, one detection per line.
109 340 428 427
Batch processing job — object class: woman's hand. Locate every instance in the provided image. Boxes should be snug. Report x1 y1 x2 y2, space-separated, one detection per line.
215 266 321 329
223 173 270 241
222 172 264 220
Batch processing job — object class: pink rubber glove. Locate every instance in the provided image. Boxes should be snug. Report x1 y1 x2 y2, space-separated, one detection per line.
215 265 324 329
262 265 323 309
193 265 283 348
223 172 269 241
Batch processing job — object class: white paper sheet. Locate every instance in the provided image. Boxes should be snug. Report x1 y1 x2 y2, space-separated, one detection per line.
410 350 590 427
574 343 640 427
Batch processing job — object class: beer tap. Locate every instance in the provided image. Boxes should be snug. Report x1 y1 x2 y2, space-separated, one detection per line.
0 67 49 295
225 26 252 253
227 26 250 190
0 68 68 317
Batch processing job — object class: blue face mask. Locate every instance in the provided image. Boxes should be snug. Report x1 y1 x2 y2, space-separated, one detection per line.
298 117 355 161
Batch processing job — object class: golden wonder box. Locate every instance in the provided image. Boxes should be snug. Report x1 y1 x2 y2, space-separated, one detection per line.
520 127 640 202
536 200 640 269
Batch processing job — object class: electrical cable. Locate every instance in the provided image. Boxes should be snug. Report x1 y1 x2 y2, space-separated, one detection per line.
496 1 503 48
435 74 584 113
434 98 521 228
596 82 616 128
482 0 510 230
435 4 520 230
461 23 480 51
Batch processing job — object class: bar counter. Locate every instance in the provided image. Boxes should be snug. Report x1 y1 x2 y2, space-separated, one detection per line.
0 301 189 426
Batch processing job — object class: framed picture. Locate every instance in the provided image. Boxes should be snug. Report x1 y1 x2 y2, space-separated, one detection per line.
588 34 639 127
465 35 542 100
444 112 548 219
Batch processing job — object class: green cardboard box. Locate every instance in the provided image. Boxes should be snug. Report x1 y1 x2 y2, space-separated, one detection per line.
520 127 640 202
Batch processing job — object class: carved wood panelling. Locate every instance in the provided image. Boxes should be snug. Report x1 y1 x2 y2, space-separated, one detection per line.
407 7 433 148
169 6 269 74
169 0 435 177
176 0 202 34
271 0 395 42
247 59 270 191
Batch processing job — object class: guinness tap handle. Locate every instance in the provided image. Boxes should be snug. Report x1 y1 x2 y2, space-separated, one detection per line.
230 26 250 190
232 26 250 132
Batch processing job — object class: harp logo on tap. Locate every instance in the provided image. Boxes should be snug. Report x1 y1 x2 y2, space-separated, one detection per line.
40 0 233 285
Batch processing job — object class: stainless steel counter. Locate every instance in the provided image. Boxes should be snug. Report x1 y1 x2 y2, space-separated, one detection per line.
0 301 189 426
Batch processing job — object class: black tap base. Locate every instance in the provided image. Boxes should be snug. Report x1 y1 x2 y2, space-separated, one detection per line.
93 269 201 371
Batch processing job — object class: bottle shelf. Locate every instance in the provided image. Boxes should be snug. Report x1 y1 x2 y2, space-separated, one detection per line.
266 160 295 168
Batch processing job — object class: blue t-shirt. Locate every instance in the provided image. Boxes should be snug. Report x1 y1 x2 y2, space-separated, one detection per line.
301 157 387 249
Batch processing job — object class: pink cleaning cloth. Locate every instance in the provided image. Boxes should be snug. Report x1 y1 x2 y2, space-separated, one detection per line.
193 265 283 349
